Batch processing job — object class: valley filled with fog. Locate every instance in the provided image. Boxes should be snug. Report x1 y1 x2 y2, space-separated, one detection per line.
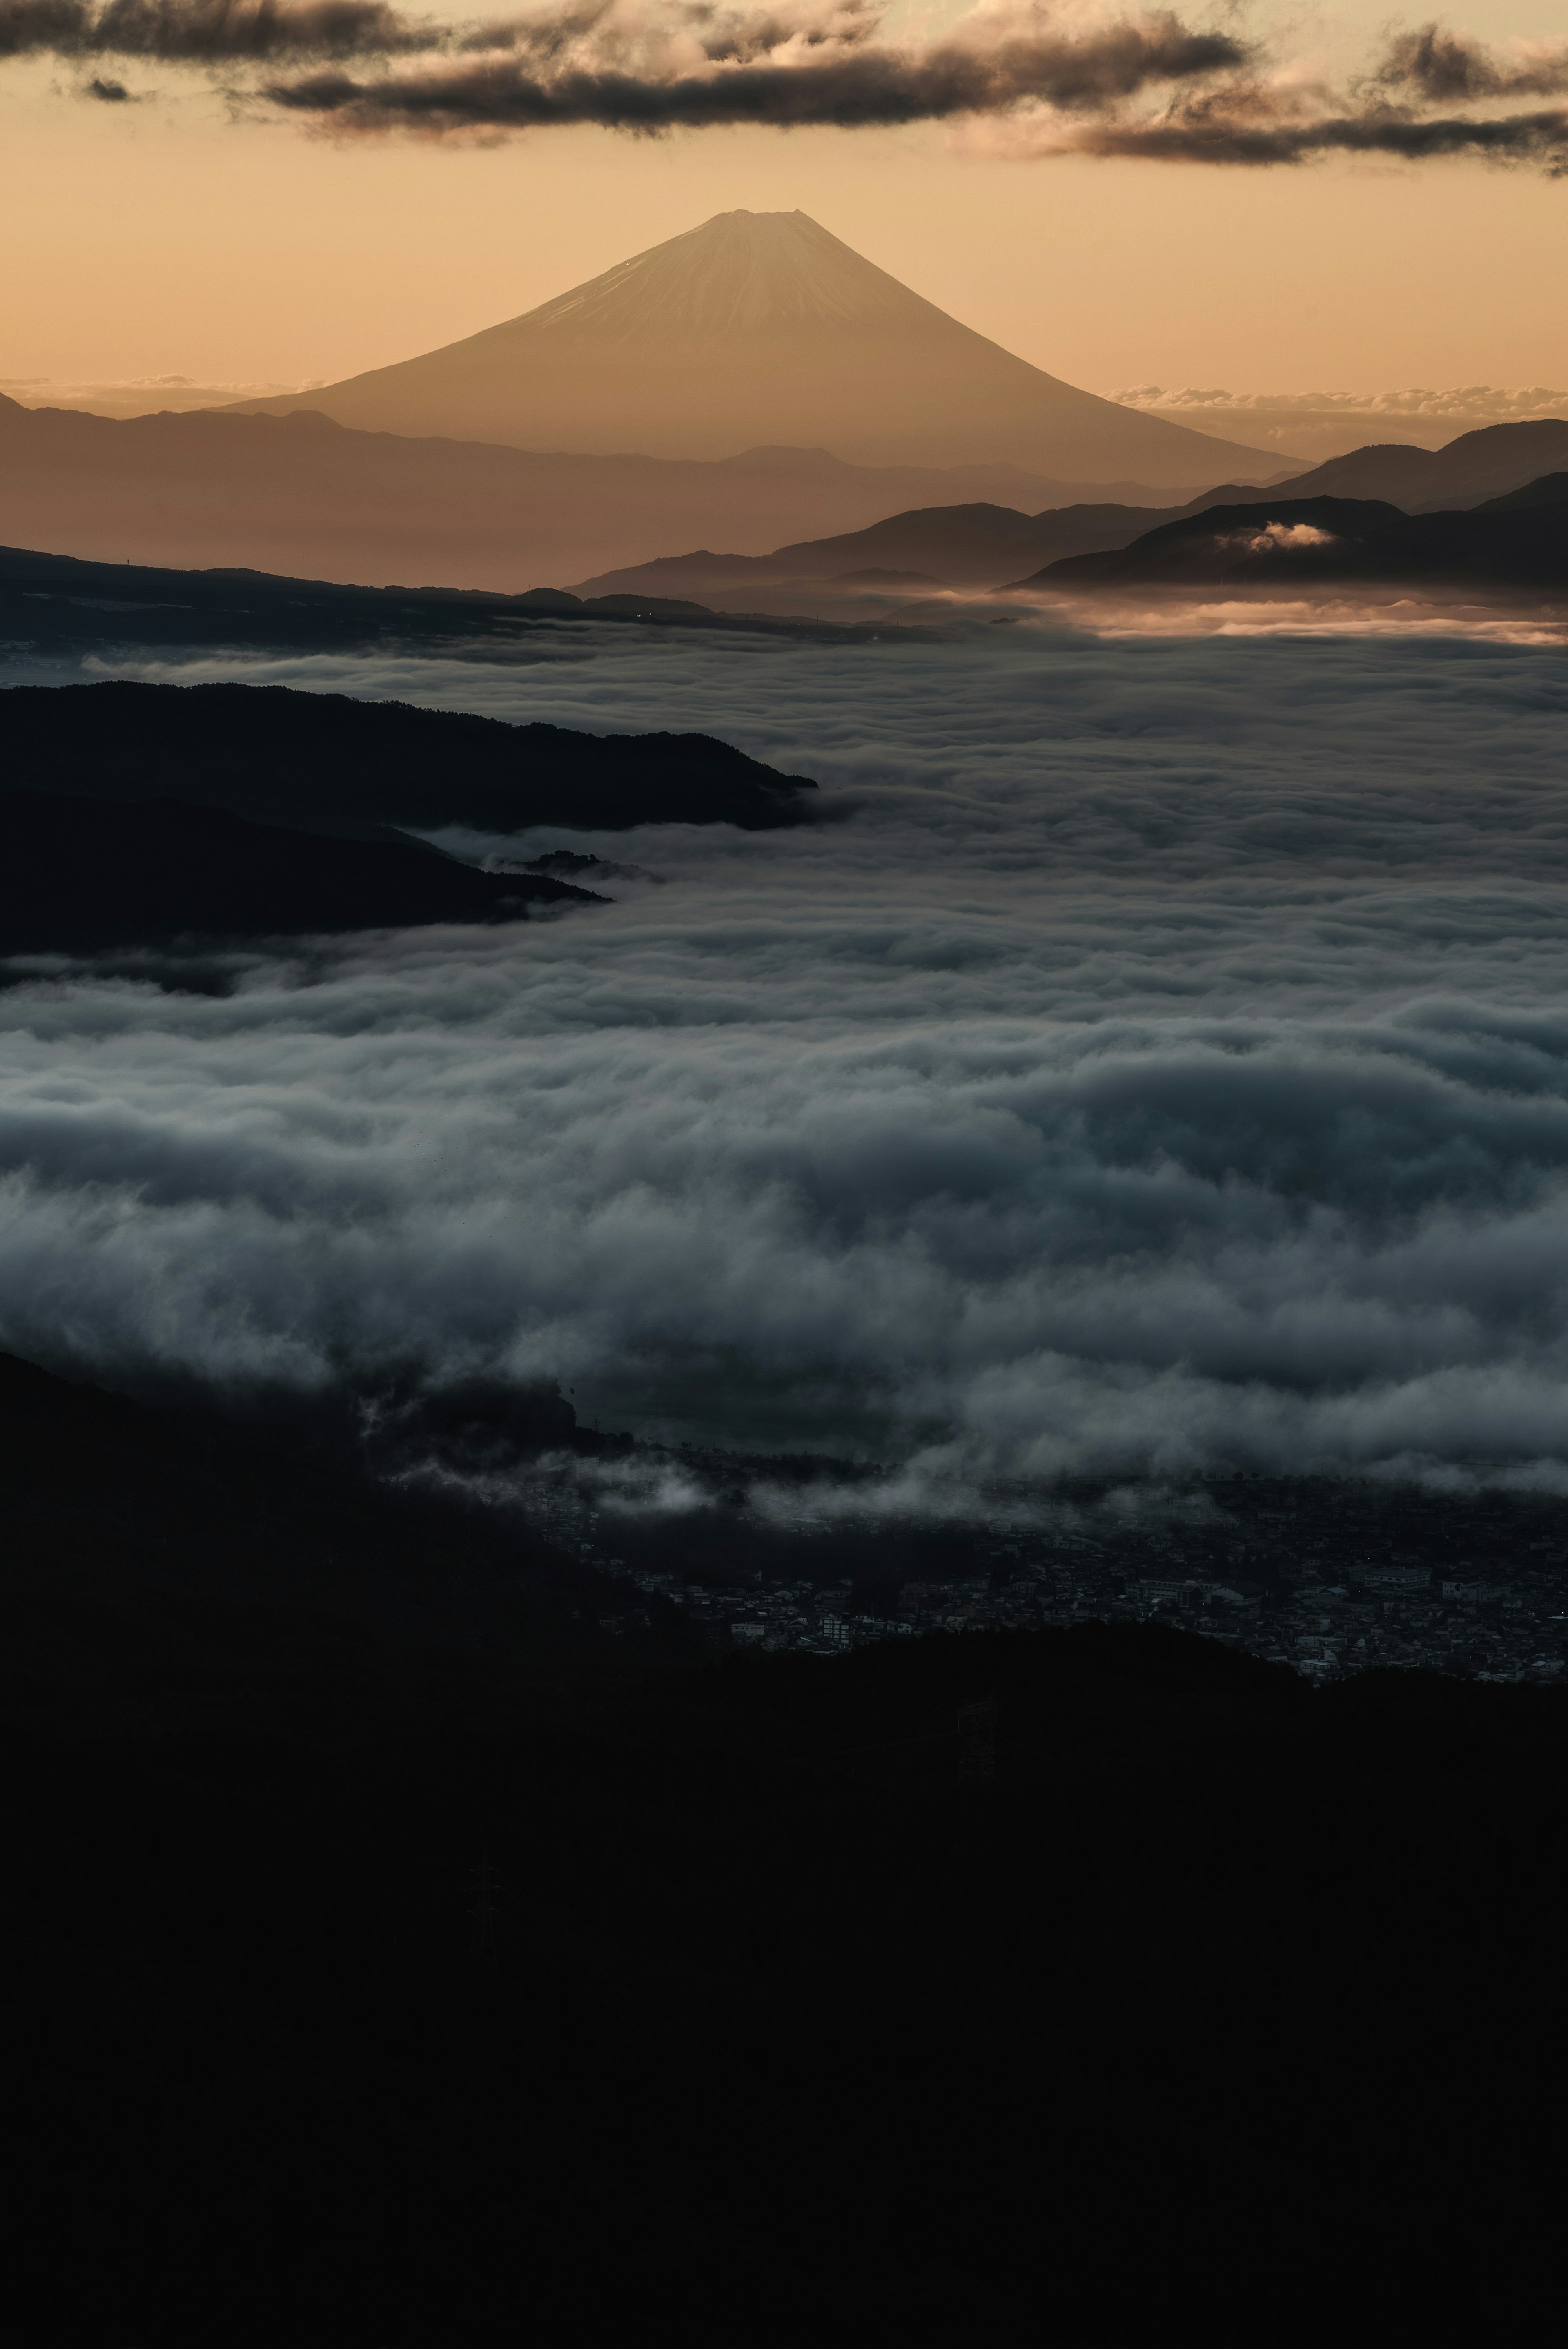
6 617 1568 1489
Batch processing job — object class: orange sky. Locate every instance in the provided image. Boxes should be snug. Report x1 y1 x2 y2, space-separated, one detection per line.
3 7 1566 399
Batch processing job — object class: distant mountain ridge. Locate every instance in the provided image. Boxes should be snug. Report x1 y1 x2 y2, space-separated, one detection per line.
229 209 1294 490
575 500 1199 599
0 539 886 661
0 394 1208 591
1213 420 1568 513
577 423 1568 608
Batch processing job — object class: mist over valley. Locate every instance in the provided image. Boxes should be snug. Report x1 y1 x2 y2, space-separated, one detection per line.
8 622 1568 1501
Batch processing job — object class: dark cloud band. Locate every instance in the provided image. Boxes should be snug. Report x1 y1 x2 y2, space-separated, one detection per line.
266 22 1246 133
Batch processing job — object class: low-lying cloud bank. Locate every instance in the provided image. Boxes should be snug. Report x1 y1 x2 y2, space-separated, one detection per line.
1114 385 1568 423
1105 385 1568 462
6 1 1566 173
6 625 1568 1489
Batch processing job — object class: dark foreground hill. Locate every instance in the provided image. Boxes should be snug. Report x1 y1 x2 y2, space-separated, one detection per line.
0 1350 1559 2338
1021 486 1568 597
0 1348 615 1663
3 680 817 840
2 1575 1559 2336
0 791 602 956
1481 468 1568 512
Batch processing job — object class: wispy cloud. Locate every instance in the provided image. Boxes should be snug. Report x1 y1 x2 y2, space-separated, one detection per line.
1029 96 1568 170
1374 22 1568 105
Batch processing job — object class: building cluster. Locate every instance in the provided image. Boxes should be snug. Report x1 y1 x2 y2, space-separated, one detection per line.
529 1463 1568 1684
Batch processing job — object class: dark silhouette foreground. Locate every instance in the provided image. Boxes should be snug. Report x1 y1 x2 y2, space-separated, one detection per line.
2 678 817 840
0 1351 1557 2342
0 790 601 954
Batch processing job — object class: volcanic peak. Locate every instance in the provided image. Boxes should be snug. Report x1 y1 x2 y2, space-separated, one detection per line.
517 210 949 341
228 209 1294 486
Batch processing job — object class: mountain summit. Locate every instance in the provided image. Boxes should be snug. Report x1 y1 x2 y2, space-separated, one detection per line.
233 211 1289 488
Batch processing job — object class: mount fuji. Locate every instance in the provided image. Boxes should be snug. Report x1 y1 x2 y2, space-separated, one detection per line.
231 210 1294 490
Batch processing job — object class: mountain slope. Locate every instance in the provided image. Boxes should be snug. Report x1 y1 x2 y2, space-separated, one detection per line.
231 210 1292 490
1476 470 1568 513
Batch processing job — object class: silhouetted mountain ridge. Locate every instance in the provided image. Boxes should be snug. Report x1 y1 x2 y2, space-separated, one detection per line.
571 423 1568 605
0 791 603 958
1020 487 1568 594
574 497 1193 596
3 680 817 839
0 393 1204 591
1211 419 1568 513
0 537 909 656
1477 470 1568 512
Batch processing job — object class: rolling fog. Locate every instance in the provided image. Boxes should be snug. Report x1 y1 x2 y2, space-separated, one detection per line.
6 617 1568 1488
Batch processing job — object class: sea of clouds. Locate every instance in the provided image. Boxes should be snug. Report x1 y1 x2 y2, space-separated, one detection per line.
1104 385 1568 461
6 615 1568 1492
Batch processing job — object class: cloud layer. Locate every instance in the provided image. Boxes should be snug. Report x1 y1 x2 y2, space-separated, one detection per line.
6 621 1568 1489
6 1 1567 172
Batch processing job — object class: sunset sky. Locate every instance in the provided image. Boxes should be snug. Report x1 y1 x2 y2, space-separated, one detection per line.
2 2 1566 401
